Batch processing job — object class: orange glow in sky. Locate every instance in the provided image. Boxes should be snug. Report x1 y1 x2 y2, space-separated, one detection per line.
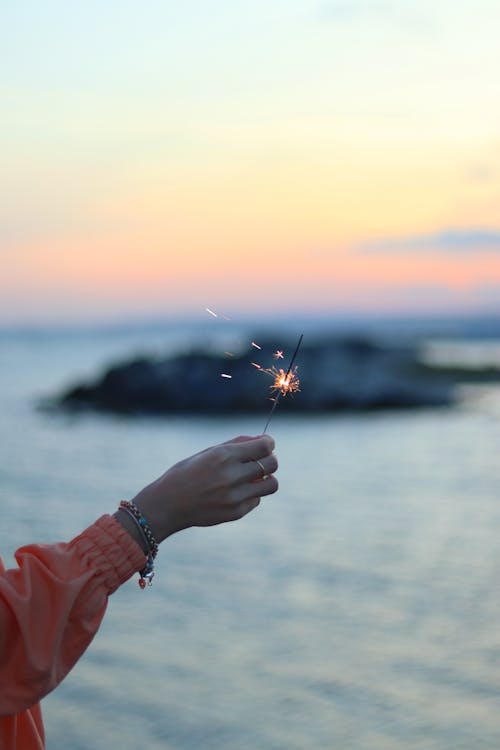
2 2 500 323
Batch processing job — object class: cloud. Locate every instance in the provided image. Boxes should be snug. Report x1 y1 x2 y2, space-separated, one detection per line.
357 228 500 255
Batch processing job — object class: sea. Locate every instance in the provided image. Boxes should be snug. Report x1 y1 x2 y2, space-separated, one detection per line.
2 315 500 750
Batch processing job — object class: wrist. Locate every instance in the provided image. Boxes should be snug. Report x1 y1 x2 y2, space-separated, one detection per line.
114 508 149 555
115 501 159 588
132 486 184 542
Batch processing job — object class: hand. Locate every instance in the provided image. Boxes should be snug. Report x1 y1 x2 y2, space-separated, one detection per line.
129 434 278 543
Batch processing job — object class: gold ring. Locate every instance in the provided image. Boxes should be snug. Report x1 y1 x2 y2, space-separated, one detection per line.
254 459 266 478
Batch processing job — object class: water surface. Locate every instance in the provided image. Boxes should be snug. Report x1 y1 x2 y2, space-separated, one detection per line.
1 326 500 749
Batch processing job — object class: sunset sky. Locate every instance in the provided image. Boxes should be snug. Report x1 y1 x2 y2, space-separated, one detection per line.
3 0 500 324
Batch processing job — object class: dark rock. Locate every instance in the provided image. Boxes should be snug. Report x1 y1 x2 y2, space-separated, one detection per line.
45 333 474 416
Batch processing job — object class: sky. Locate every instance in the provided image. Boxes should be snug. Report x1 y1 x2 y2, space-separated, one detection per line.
2 0 500 324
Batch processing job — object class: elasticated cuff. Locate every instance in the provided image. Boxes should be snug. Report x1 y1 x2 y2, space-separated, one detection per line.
69 514 146 595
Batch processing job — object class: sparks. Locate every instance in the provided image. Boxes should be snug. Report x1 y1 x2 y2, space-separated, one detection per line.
221 373 232 379
262 333 303 433
205 307 231 320
251 341 262 350
266 366 301 397
273 350 284 359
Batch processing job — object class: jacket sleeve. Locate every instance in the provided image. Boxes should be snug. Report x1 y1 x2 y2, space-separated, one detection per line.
0 514 145 716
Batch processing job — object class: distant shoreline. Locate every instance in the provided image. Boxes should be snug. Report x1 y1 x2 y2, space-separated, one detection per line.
1 310 500 340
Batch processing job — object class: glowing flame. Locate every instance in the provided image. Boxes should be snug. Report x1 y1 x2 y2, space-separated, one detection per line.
267 365 300 398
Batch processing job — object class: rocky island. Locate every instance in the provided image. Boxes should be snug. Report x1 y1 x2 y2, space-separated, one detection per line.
44 332 500 416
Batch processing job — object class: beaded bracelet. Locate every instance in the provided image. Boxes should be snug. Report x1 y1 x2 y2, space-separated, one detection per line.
119 500 159 588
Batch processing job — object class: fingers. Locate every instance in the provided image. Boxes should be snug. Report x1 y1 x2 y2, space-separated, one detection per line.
227 435 277 478
211 435 279 517
221 434 256 445
227 434 275 462
232 497 261 520
244 453 279 482
220 473 278 523
234 473 279 503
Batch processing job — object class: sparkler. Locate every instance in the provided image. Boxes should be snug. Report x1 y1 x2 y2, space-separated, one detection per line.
205 307 303 430
263 333 303 433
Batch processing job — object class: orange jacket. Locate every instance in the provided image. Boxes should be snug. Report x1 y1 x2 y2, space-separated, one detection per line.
0 514 145 749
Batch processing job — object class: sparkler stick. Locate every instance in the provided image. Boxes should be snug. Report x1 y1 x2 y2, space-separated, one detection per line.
263 333 303 433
